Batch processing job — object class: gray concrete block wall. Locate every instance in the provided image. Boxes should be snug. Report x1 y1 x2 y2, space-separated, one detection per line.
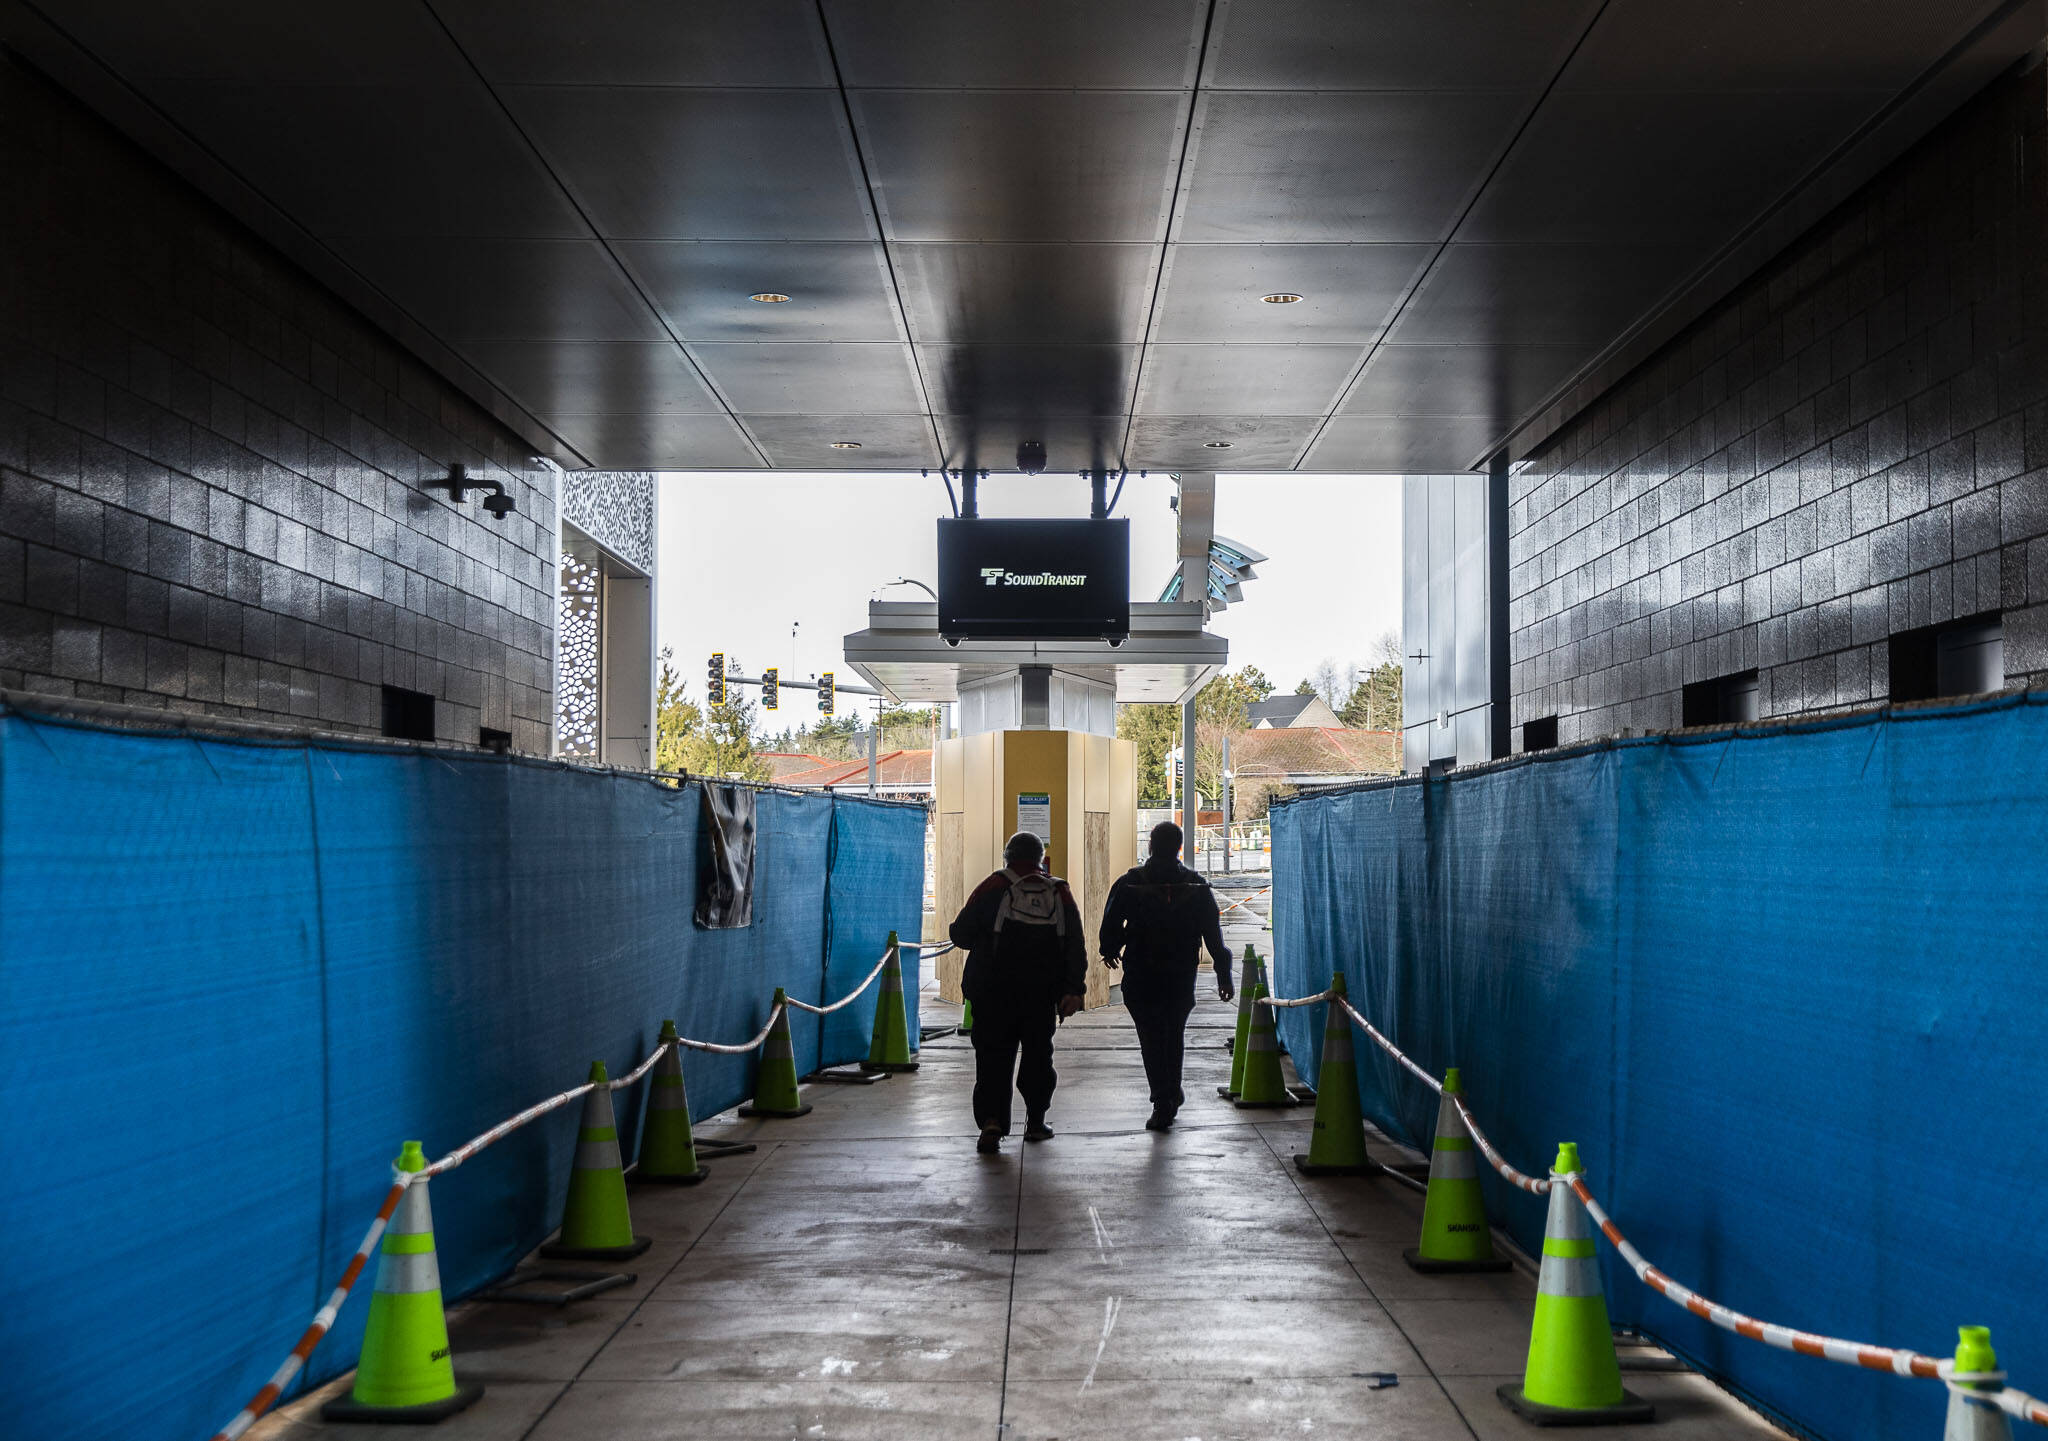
1510 56 2048 747
0 58 557 752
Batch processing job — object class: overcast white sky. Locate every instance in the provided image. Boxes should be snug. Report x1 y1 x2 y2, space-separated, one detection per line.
653 471 1402 728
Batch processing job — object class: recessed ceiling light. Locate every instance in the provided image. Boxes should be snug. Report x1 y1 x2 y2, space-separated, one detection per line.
1204 440 1234 449
830 440 863 449
1261 292 1303 304
749 291 791 303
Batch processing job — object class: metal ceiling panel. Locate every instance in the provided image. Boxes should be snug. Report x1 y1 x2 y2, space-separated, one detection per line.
457 341 724 416
1149 243 1430 343
1124 415 1321 469
504 87 873 240
1205 0 1601 92
434 0 834 88
334 238 668 342
822 0 1206 90
1385 243 1698 347
851 90 1186 242
689 342 924 414
1175 90 1528 243
1559 0 2000 92
45 0 455 82
921 345 1139 417
935 416 1128 474
1135 344 1362 417
551 414 765 470
614 241 901 342
1339 344 1589 419
146 81 584 238
31 0 2043 475
742 414 940 470
892 243 1157 345
1303 415 1502 473
1460 90 1889 244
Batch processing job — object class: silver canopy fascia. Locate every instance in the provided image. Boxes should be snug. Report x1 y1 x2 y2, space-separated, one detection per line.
844 601 1225 706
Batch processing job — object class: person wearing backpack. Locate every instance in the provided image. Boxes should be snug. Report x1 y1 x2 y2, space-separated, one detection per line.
949 830 1088 1154
1099 821 1233 1131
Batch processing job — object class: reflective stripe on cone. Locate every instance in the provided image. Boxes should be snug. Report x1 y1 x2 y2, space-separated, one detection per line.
636 1022 706 1184
1405 1068 1510 1274
541 1062 652 1261
321 1144 483 1423
1496 1143 1651 1426
740 989 813 1118
1294 972 1370 1174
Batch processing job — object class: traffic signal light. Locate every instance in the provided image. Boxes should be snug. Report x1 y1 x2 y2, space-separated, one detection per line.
817 672 835 715
706 653 725 706
762 667 779 710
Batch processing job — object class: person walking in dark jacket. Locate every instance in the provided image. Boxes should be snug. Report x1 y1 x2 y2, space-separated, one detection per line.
949 831 1088 1154
1099 821 1232 1131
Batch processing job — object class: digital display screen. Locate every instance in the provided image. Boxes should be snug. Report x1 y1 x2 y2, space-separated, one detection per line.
935 518 1131 640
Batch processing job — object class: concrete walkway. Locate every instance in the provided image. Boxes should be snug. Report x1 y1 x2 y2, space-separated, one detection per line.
258 986 1790 1441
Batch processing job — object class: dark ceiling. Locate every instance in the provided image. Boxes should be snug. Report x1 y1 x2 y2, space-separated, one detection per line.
19 0 2043 472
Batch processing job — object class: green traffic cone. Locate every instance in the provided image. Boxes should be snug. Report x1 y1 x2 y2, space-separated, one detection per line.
1405 1067 1510 1272
867 932 919 1072
739 989 813 1118
1945 1326 2013 1440
322 1142 483 1423
1293 973 1370 1174
542 1063 652 1260
1496 1143 1650 1425
959 997 974 1035
1218 946 1264 1098
1232 982 1299 1109
635 1021 706 1184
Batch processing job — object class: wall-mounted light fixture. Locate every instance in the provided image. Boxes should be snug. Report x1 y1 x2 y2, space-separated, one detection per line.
424 462 517 521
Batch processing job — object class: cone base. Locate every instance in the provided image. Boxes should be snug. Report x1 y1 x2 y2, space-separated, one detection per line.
864 1061 920 1072
1403 1246 1512 1274
738 1101 813 1118
1233 1094 1302 1109
323 1383 483 1425
1495 1382 1653 1427
633 1167 708 1186
1294 1154 1373 1176
1215 1085 1240 1098
802 1067 886 1084
540 1234 652 1262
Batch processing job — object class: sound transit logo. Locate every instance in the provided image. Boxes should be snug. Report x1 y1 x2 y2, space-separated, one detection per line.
980 567 1087 587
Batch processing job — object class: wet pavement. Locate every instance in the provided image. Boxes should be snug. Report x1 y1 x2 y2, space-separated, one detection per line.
254 980 1790 1440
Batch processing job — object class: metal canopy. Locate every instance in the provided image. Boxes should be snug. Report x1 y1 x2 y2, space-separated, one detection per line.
845 602 1225 705
20 0 2042 472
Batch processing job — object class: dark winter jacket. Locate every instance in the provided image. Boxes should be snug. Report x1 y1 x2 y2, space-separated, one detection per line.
1099 856 1231 999
950 867 1088 1009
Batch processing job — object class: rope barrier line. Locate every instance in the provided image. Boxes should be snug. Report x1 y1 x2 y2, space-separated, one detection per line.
786 946 893 1015
1330 994 1446 1098
1448 1094 1551 1196
1217 885 1272 918
1272 979 2048 1426
211 1176 409 1441
1257 986 1334 1009
212 940 904 1440
1565 1173 2048 1427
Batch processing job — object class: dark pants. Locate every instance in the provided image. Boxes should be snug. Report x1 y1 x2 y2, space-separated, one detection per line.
1123 965 1198 1116
970 1001 1058 1133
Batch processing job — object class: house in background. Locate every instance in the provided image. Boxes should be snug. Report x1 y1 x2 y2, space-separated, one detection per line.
1247 693 1342 730
775 750 933 801
757 752 833 781
1228 727 1399 806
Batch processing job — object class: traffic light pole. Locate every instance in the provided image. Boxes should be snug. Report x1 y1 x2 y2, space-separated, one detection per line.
720 674 882 697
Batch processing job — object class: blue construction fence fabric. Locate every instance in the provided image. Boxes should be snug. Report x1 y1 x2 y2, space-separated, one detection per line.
0 707 926 1441
1270 691 2048 1441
